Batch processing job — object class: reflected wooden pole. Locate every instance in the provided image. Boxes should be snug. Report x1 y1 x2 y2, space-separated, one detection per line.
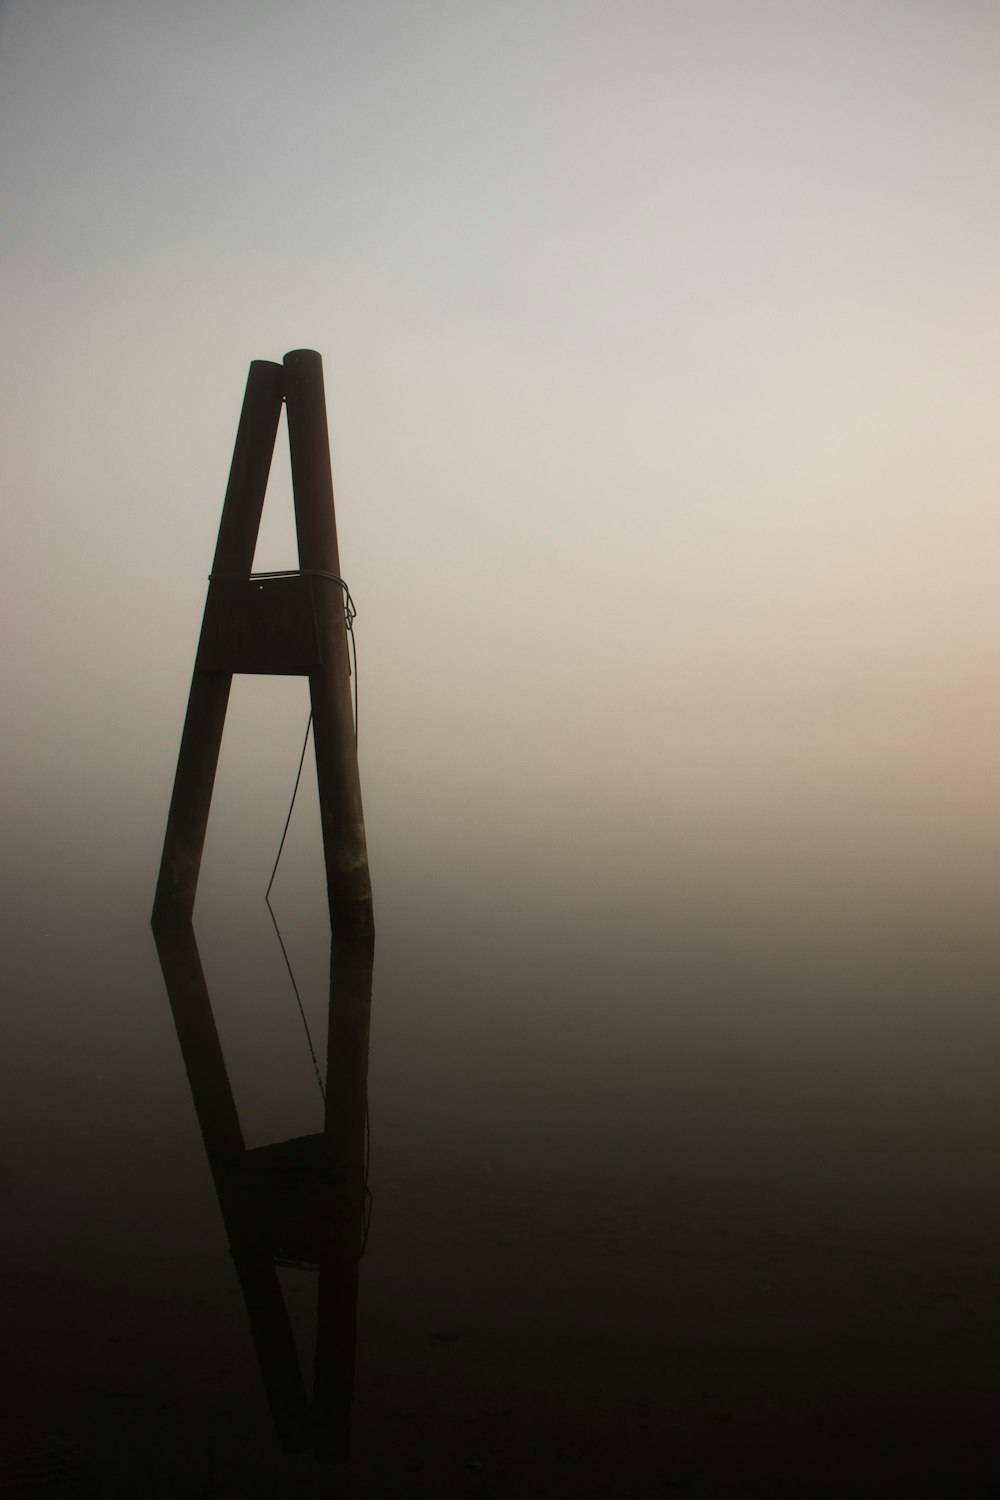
313 935 374 1460
153 921 375 1461
151 919 311 1450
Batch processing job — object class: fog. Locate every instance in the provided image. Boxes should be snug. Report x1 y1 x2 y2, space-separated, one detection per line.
3 3 1000 1494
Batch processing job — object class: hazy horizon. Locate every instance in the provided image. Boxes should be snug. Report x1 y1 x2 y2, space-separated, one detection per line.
4 1 1000 870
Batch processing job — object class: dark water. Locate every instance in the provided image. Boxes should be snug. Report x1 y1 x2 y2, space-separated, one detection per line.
3 745 1000 1499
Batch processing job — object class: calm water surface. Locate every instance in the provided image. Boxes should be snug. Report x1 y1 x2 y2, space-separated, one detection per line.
3 736 999 1497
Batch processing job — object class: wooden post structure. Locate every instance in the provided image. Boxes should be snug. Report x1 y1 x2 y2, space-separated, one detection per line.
152 350 374 938
152 916 312 1451
151 919 375 1460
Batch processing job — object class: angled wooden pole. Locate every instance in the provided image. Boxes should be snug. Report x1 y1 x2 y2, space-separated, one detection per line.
284 349 374 937
153 359 284 922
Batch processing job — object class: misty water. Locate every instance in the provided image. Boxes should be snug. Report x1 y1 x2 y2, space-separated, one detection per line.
3 683 999 1498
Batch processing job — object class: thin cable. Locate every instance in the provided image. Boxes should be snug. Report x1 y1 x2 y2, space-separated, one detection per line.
265 711 313 902
264 710 325 1103
265 895 326 1104
346 609 359 745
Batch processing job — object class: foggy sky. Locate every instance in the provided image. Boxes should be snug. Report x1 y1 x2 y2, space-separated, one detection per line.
3 0 1000 926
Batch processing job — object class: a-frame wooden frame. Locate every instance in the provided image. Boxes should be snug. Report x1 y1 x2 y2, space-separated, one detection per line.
152 349 373 937
152 918 373 1460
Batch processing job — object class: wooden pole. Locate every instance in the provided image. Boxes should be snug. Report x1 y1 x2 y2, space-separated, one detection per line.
283 349 374 937
152 360 284 922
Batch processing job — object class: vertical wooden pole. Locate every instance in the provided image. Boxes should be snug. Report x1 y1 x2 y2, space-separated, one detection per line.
152 360 284 922
283 348 374 937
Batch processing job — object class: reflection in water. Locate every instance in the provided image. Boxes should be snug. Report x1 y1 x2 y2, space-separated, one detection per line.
152 916 373 1462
